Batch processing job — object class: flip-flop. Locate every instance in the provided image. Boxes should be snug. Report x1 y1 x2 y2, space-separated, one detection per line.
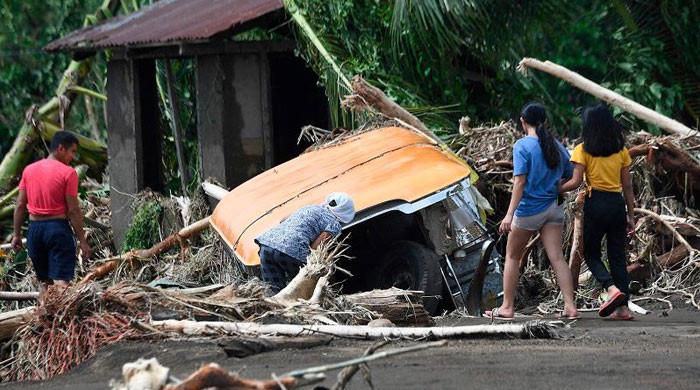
598 290 626 317
483 307 515 321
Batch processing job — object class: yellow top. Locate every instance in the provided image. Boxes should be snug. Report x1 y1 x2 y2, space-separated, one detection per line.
570 144 631 192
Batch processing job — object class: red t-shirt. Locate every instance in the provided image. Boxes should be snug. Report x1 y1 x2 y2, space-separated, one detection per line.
18 159 78 216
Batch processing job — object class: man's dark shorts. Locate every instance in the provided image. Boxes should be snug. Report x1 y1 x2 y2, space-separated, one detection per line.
27 219 76 282
258 244 304 294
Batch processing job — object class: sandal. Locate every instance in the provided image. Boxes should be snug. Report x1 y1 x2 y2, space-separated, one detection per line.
598 290 626 317
483 307 515 321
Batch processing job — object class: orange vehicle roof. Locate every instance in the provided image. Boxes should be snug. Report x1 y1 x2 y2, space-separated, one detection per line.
210 126 472 266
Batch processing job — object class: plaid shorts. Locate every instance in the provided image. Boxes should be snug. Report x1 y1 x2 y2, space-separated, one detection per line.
259 245 305 293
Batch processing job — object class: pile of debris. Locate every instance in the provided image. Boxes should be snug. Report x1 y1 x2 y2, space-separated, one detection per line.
2 61 700 387
452 118 700 313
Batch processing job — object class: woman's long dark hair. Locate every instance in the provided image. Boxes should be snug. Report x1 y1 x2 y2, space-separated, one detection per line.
581 103 625 157
521 102 559 169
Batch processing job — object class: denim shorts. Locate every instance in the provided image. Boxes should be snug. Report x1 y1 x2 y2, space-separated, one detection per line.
513 201 564 231
27 219 76 282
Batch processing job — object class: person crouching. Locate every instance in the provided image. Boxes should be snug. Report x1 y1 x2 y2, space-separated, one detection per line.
255 192 355 294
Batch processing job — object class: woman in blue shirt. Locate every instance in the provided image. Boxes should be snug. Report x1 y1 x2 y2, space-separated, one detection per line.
486 103 578 320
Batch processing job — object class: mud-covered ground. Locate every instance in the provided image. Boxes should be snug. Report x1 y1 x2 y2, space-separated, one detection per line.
2 305 699 390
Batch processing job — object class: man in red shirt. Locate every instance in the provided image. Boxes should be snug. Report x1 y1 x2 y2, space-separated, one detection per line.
11 131 91 299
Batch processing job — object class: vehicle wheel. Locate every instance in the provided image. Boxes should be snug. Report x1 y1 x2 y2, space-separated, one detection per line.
368 240 443 315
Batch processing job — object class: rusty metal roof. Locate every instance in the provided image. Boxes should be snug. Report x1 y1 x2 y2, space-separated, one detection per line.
45 0 284 52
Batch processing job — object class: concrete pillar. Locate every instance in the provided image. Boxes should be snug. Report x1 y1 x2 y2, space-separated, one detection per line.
196 52 272 190
106 58 163 248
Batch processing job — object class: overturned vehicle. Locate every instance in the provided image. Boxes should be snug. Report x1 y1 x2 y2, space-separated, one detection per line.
210 126 503 314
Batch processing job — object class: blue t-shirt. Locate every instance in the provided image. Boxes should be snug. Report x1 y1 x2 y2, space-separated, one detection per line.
513 136 573 217
255 205 342 262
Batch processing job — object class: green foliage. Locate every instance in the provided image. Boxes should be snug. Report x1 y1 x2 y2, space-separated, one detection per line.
289 0 697 136
121 199 163 252
154 58 200 195
0 0 106 153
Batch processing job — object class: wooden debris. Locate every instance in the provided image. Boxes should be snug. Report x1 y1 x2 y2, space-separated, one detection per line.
0 306 35 341
81 217 211 283
116 358 170 390
342 75 434 140
271 238 347 306
568 191 586 290
0 291 39 301
152 319 564 340
634 208 694 254
518 58 696 137
345 288 434 326
163 363 297 390
657 245 690 269
201 181 228 201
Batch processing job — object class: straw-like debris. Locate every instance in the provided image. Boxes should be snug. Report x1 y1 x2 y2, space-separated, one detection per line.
451 118 700 312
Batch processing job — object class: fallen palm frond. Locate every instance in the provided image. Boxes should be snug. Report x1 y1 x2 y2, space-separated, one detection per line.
1 283 145 381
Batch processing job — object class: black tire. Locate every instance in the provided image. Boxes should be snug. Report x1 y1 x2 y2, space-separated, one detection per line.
367 240 443 315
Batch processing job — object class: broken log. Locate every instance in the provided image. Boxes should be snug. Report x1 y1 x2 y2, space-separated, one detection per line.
345 288 433 326
518 58 696 137
80 216 211 283
163 363 297 390
634 208 694 254
0 306 35 341
0 186 18 208
0 291 39 301
343 76 433 139
271 238 347 306
201 182 228 201
629 143 651 158
657 245 690 269
568 191 586 290
153 319 563 340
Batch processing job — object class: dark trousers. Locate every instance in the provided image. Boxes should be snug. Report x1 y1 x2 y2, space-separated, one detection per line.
583 190 630 301
27 219 77 282
259 245 304 293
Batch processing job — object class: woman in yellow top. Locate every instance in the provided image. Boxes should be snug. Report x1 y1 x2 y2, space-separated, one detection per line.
561 104 636 320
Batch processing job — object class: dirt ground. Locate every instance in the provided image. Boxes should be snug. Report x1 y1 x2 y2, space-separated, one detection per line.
2 305 699 390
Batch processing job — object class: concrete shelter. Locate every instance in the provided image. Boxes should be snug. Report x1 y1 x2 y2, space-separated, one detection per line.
45 0 329 246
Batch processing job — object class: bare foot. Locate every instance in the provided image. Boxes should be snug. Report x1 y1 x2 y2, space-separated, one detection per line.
609 305 634 320
606 285 621 296
560 307 579 319
484 307 514 319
